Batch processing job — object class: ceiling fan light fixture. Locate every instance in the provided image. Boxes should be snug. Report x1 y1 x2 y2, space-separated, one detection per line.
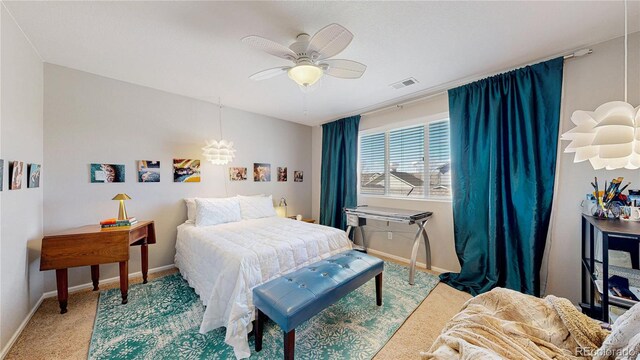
288 64 323 87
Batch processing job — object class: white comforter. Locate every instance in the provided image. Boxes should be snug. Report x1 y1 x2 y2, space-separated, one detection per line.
174 217 352 359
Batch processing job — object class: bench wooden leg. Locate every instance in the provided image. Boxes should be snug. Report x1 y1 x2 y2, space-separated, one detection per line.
255 309 264 352
375 273 382 306
284 329 295 360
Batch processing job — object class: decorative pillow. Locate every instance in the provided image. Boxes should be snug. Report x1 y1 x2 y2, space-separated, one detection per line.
184 198 196 223
238 195 276 219
195 197 241 227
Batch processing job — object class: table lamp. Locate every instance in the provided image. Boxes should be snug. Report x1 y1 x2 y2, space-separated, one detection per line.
275 197 287 218
112 193 131 220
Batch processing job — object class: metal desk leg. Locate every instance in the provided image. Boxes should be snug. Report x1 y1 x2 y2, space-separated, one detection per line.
421 221 431 270
409 220 431 285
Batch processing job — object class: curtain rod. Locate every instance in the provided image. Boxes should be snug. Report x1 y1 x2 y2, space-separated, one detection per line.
353 48 593 118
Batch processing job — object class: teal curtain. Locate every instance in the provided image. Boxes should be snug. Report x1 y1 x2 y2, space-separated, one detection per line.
440 58 563 296
320 116 361 230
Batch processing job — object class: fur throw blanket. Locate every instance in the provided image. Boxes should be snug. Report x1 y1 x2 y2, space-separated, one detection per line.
421 288 610 360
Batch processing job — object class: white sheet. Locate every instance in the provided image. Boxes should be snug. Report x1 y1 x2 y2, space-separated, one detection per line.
174 217 352 359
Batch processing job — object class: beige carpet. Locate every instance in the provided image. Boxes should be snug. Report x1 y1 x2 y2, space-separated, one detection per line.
5 260 470 360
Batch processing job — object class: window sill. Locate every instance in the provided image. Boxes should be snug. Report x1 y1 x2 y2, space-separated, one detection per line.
358 193 452 203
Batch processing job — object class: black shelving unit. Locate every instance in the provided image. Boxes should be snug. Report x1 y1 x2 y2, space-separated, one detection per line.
581 214 640 321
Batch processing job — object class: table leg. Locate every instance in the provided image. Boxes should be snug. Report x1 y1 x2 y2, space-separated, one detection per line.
90 265 100 291
359 226 367 252
55 269 68 314
421 221 431 270
409 225 423 285
119 261 128 304
141 241 149 284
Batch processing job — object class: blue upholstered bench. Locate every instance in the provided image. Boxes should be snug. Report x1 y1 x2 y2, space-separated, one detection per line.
252 250 384 360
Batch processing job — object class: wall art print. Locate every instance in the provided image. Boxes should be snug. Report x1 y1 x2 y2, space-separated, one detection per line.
277 167 287 182
27 163 41 188
253 163 271 182
138 161 160 182
9 160 23 190
173 159 201 183
90 163 125 183
229 167 247 181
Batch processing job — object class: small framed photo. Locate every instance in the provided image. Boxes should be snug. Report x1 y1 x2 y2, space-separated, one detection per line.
138 161 160 182
173 159 201 183
90 163 125 183
294 171 303 182
9 161 23 190
277 167 287 182
229 167 247 181
253 163 271 182
27 163 41 188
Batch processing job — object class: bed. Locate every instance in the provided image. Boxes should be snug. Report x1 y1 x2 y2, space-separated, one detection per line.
175 214 352 359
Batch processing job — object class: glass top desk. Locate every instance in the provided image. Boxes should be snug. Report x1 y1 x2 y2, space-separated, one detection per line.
344 206 433 285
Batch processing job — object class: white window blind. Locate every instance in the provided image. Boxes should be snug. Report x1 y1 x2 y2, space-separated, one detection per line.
389 126 424 197
360 132 385 195
358 118 451 199
428 120 451 197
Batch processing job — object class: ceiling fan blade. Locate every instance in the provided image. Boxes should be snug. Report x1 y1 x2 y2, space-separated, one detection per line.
307 23 353 60
242 35 297 61
321 59 366 79
249 66 291 81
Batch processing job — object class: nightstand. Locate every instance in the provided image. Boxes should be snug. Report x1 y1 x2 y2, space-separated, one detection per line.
288 216 316 223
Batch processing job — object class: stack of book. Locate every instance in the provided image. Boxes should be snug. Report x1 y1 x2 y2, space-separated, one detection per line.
100 217 138 229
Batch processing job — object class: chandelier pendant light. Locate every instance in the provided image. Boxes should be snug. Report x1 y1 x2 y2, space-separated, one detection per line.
561 0 640 170
202 99 236 165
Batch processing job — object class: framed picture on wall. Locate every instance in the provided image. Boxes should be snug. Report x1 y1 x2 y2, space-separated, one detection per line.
253 163 271 182
294 171 303 182
138 160 160 182
229 167 247 181
277 167 287 182
27 163 41 188
90 163 125 183
9 161 24 190
173 159 201 183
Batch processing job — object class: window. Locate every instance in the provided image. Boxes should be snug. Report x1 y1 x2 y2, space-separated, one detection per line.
359 119 451 199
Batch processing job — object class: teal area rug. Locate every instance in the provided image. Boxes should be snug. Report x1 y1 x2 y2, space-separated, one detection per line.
88 261 439 359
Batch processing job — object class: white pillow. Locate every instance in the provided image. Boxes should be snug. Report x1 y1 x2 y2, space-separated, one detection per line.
238 195 277 219
184 198 196 223
195 197 241 227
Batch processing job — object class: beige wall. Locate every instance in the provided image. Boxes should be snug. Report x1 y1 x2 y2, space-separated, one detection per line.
0 5 44 353
43 64 313 291
313 33 640 304
546 33 640 302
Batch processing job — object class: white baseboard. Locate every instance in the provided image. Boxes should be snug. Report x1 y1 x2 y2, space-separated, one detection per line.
0 294 45 360
1 264 176 359
365 248 453 274
42 264 176 299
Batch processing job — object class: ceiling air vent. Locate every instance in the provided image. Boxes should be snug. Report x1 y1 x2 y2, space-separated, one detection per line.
390 78 418 90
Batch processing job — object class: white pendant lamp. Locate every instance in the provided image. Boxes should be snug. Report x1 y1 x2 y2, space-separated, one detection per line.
561 0 640 170
202 99 236 165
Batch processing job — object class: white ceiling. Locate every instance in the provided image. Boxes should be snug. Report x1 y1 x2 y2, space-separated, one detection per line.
4 1 638 126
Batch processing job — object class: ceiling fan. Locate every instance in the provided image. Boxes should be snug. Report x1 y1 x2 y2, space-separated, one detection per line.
242 23 366 89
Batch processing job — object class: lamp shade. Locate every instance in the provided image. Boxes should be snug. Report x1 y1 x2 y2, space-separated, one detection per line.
288 64 323 87
561 101 640 170
112 193 131 201
202 139 236 165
